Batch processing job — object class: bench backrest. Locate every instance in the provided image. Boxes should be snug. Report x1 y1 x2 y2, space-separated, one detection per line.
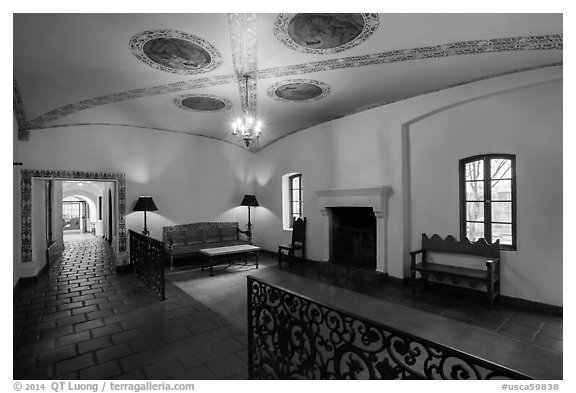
163 222 240 246
421 233 500 258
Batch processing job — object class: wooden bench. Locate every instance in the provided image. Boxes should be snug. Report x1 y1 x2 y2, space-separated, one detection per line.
163 222 249 269
410 233 501 310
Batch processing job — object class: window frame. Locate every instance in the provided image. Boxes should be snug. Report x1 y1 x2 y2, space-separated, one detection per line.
288 174 303 227
459 154 517 251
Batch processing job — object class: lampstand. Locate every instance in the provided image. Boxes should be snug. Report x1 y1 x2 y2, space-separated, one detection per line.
240 194 259 244
133 196 158 236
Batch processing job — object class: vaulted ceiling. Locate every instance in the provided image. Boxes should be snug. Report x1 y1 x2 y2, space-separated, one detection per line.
13 13 563 151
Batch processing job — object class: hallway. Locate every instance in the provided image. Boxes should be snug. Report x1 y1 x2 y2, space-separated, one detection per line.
13 238 248 380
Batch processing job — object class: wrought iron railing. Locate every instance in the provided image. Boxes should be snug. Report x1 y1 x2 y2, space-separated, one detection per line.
129 230 165 300
247 276 532 380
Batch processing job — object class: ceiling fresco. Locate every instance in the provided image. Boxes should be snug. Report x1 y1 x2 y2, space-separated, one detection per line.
175 94 232 112
275 13 379 54
268 80 330 102
129 30 222 74
13 14 563 151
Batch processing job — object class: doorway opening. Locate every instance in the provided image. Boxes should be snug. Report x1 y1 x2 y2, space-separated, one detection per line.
19 169 126 266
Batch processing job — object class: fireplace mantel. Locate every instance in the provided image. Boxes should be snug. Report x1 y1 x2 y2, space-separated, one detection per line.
316 186 393 217
315 186 393 273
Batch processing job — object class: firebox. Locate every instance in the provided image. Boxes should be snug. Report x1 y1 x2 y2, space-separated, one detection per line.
329 207 376 270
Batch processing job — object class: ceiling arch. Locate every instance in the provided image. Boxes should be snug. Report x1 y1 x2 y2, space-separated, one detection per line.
13 13 562 152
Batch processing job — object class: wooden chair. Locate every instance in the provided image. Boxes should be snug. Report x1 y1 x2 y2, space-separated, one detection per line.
278 217 306 268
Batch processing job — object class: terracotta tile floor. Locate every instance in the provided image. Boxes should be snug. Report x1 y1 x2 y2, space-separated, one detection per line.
14 237 562 380
13 238 247 380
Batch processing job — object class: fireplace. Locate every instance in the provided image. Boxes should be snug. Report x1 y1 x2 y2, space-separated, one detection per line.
330 207 376 270
316 187 393 273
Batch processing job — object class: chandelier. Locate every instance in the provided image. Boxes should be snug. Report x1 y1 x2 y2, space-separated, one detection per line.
232 74 262 148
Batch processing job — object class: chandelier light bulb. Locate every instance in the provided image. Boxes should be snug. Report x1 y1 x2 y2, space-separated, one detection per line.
231 75 263 148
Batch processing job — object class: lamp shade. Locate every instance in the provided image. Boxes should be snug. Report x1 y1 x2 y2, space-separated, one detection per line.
240 194 259 207
133 196 158 212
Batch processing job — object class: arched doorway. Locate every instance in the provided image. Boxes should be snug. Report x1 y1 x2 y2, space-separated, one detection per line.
19 169 126 264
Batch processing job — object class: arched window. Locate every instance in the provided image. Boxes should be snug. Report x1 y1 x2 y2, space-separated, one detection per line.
459 154 516 250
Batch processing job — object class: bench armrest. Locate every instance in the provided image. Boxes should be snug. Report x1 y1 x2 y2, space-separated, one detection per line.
409 249 425 266
486 258 500 276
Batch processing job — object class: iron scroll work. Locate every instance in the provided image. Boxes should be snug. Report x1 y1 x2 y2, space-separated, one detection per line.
129 230 166 300
247 276 532 380
20 169 126 263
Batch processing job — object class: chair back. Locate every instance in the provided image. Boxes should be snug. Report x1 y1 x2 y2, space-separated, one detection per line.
292 217 306 245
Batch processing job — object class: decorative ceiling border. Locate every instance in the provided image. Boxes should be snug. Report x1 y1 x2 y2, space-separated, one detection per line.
13 76 30 141
267 79 331 103
25 34 562 130
274 13 379 54
20 169 126 263
257 34 563 79
32 123 245 149
174 94 232 112
27 74 236 129
129 29 223 75
228 13 259 117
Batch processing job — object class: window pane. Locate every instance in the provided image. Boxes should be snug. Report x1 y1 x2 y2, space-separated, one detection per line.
291 176 300 189
292 203 300 215
492 202 512 223
466 222 484 242
491 158 512 179
465 160 484 181
491 180 512 200
492 223 512 245
466 202 484 221
292 190 300 202
466 181 484 201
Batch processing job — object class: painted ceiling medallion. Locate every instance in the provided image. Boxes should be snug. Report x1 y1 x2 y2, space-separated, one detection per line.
268 79 330 102
274 13 379 54
130 30 222 75
175 94 232 112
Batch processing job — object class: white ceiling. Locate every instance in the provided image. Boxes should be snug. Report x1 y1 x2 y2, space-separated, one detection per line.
13 13 563 151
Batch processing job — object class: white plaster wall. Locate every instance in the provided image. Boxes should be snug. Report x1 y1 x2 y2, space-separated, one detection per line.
253 67 562 306
254 111 398 265
409 81 563 306
18 126 256 242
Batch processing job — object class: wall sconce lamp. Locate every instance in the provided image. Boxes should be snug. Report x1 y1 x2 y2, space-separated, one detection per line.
133 196 158 236
240 194 259 244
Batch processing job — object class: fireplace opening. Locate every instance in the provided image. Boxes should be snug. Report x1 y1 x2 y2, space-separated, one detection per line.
329 207 376 270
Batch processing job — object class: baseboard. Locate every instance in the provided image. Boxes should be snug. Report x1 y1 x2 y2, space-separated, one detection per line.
499 295 562 316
